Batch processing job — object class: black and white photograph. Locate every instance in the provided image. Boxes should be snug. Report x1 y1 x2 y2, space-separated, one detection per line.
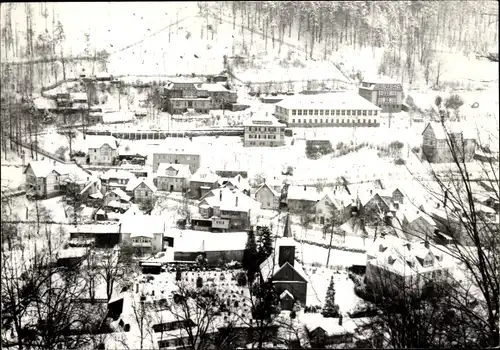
1 1 498 349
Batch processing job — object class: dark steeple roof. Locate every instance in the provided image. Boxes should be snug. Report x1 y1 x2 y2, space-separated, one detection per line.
283 213 292 238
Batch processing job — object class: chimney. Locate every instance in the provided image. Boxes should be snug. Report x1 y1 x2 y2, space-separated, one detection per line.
220 191 222 201
136 283 139 294
119 223 122 234
424 240 430 249
303 185 306 191
278 245 295 267
370 189 373 195
338 314 343 326
235 196 238 207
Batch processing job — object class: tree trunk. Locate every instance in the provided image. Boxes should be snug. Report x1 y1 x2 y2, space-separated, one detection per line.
298 13 302 41
232 1 236 30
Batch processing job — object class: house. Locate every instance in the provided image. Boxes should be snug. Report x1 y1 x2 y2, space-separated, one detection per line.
87 135 119 165
154 163 192 192
394 209 437 242
104 189 131 212
173 230 248 265
125 178 157 203
302 314 359 348
120 213 166 254
189 167 220 199
259 237 309 309
313 188 352 225
421 122 476 163
215 170 248 179
358 188 405 222
365 236 454 291
243 115 286 147
24 161 95 199
286 185 321 213
100 169 136 193
196 187 261 231
274 92 382 128
219 174 251 195
152 139 201 173
254 183 280 210
161 80 237 114
358 77 403 113
68 224 121 248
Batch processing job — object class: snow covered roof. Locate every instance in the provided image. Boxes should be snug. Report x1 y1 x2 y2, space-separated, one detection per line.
24 161 57 177
243 115 286 127
68 224 120 235
423 122 477 140
106 188 131 202
172 230 248 252
156 163 192 178
58 247 88 259
280 290 294 300
100 169 135 180
199 82 230 92
255 183 280 197
107 200 121 208
33 96 58 110
125 177 157 193
87 135 118 150
259 237 308 282
200 187 261 212
191 167 220 183
362 76 402 87
89 192 103 199
276 92 382 111
120 214 166 236
287 186 321 202
301 313 358 336
220 174 251 192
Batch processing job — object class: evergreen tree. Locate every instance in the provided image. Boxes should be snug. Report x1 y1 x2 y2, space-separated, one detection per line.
243 228 259 283
175 268 182 282
258 226 273 263
322 276 340 318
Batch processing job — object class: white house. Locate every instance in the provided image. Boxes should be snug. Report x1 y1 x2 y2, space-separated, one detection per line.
154 163 192 192
87 135 119 166
254 183 280 210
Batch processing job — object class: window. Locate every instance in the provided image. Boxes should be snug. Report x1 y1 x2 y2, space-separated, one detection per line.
368 110 372 116
292 110 297 116
298 109 302 116
292 119 295 123
342 119 344 123
320 119 323 123
314 119 317 123
336 110 340 116
319 110 324 116
346 110 351 116
363 119 366 124
357 110 362 116
94 149 97 152
362 110 367 116
297 119 301 123
309 110 313 115
374 111 378 116
309 119 312 123
145 191 148 197
325 110 329 116
341 110 345 116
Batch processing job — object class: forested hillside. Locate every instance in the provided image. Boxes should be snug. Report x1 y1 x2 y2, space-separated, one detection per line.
202 1 498 85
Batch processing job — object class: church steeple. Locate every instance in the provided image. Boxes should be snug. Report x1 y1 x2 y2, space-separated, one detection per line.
283 213 292 237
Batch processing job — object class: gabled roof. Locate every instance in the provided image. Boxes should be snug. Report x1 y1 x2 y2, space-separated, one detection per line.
243 115 286 127
199 187 260 212
120 214 166 237
255 183 280 197
106 188 131 202
101 169 135 181
156 163 192 178
190 167 220 183
259 238 308 282
220 174 251 192
125 177 157 193
86 135 118 150
24 161 56 178
422 122 477 140
287 186 321 202
280 290 294 300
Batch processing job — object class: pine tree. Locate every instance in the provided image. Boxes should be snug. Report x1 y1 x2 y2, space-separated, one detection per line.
258 226 273 263
322 276 340 318
243 228 259 283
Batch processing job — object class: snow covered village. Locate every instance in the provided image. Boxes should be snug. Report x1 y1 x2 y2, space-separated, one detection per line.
1 2 499 349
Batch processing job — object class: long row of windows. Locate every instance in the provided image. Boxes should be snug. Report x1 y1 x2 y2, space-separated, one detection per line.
288 109 378 117
248 126 280 132
248 134 277 139
291 118 377 124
